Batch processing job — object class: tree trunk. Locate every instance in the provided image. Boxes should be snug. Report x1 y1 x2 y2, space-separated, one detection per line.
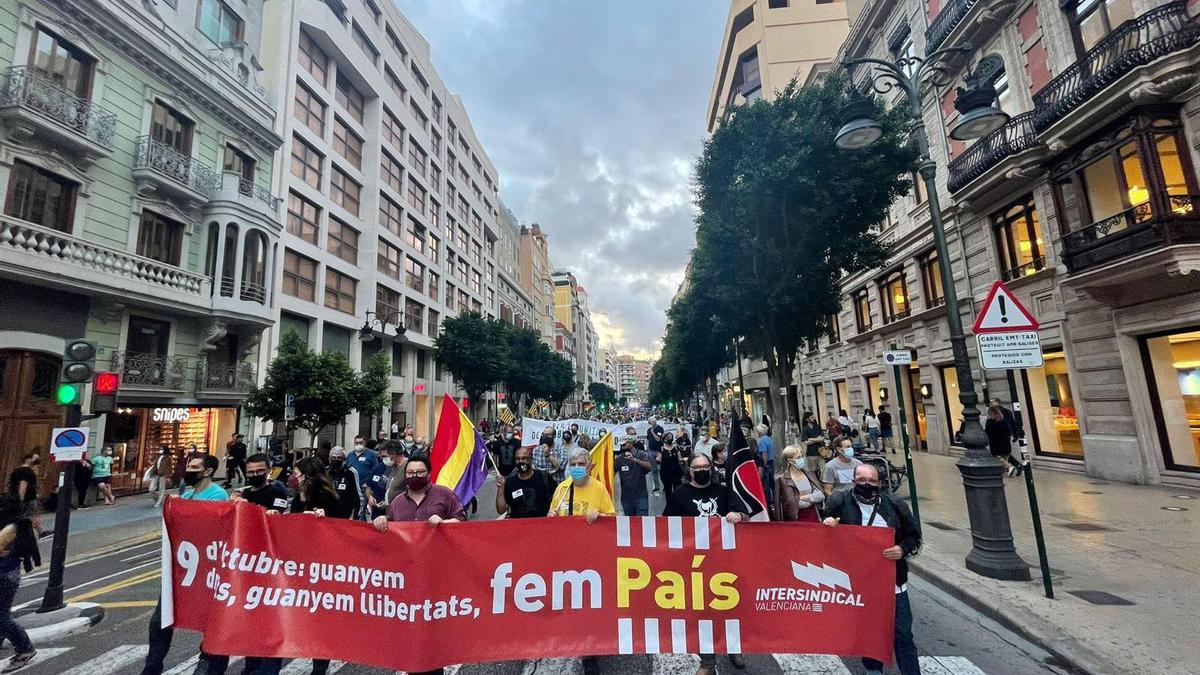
763 356 793 446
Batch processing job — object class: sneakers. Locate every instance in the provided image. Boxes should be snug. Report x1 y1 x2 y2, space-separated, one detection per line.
1007 465 1019 477
4 650 36 672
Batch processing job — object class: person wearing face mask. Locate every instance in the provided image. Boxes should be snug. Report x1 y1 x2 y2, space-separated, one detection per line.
694 428 719 458
234 454 289 511
657 433 684 500
90 447 116 506
823 464 922 675
822 437 863 493
326 447 363 520
663 453 748 674
367 444 403 518
139 454 227 675
774 445 824 523
548 447 614 522
533 426 566 483
488 424 520 477
373 455 465 528
495 446 552 518
344 434 381 496
614 437 652 516
7 452 40 508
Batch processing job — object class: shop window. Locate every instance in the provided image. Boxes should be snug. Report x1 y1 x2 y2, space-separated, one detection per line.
1142 330 1200 471
940 366 966 445
1022 351 1083 458
136 211 184 266
879 271 910 323
865 374 882 414
813 383 826 419
322 324 351 359
30 25 94 97
919 251 944 308
279 312 309 345
4 160 76 232
993 197 1046 280
908 365 927 447
835 380 849 417
853 288 873 333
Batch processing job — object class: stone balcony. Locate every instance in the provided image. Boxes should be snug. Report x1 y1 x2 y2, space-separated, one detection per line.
0 66 116 164
205 171 282 226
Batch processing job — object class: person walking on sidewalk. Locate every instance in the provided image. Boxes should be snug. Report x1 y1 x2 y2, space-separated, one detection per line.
6 453 40 510
90 447 116 506
877 405 895 454
73 453 92 509
985 405 1024 477
0 494 39 672
863 409 881 452
822 464 922 675
151 447 174 508
646 417 665 495
223 433 247 488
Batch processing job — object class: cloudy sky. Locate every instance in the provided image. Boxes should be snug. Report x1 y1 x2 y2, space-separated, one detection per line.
401 0 729 360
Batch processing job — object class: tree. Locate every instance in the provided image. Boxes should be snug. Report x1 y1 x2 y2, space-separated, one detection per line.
689 75 916 441
588 382 618 407
246 330 390 438
434 312 511 420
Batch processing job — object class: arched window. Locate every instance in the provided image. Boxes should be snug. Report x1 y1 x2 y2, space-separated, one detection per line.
220 223 238 297
203 222 220 280
240 230 268 303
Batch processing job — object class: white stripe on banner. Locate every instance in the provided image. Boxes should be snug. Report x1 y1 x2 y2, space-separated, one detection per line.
670 618 688 654
616 516 631 547
698 619 714 654
721 518 737 549
617 617 634 655
641 516 657 548
724 619 742 653
667 517 683 549
644 618 661 654
693 517 710 550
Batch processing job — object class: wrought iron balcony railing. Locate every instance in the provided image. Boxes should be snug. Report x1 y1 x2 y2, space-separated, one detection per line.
230 172 282 214
1062 194 1200 271
0 66 117 148
109 351 188 390
948 112 1038 192
926 0 981 54
1032 1 1200 132
196 360 257 393
134 136 222 195
1000 256 1047 281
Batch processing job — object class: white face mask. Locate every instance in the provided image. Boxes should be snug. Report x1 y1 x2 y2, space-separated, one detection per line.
353 444 365 452
382 457 394 467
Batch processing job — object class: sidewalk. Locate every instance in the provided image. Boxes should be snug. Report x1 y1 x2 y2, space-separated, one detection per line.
902 451 1198 675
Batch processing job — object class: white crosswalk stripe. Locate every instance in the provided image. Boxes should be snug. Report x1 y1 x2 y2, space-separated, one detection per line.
773 653 853 674
59 644 148 675
164 654 244 675
279 658 346 674
12 647 72 670
919 655 990 674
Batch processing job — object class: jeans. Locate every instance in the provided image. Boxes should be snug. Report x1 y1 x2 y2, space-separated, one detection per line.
651 455 662 491
153 477 169 506
141 598 228 675
868 429 881 451
242 657 282 674
761 459 775 505
862 590 920 675
0 570 32 655
620 490 649 516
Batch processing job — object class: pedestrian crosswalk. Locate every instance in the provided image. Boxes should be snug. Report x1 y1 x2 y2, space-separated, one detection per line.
12 644 994 674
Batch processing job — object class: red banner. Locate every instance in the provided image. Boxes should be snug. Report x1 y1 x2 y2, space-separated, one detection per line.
162 500 896 671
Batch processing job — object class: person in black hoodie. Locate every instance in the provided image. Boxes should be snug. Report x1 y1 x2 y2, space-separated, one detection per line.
822 464 922 675
0 494 38 671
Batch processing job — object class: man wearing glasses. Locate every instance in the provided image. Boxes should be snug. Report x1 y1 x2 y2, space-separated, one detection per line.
233 453 290 511
372 455 466 529
822 464 923 675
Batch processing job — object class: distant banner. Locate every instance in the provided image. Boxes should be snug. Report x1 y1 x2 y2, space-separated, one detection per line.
520 419 693 447
162 500 896 672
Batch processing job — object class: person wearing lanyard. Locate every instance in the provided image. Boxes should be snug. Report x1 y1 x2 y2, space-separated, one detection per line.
821 464 923 675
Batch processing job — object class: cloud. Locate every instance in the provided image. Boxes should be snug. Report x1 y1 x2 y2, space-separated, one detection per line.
401 0 726 356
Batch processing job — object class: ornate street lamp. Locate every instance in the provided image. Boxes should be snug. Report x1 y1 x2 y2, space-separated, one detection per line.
836 45 1029 581
358 310 406 343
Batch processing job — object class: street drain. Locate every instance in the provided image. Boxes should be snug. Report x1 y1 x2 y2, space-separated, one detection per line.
925 520 957 531
1067 590 1134 606
1056 522 1116 532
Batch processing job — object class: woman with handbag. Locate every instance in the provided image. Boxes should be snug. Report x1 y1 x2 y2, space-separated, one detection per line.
774 446 825 523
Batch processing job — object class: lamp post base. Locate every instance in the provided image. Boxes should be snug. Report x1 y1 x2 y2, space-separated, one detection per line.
957 452 1032 581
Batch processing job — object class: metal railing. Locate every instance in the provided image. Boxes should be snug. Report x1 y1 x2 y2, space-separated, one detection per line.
1062 195 1199 270
948 112 1038 192
109 351 188 390
196 360 256 393
0 66 117 148
134 136 222 194
228 172 282 214
925 0 981 54
0 215 209 295
1032 2 1200 131
240 280 267 304
1000 256 1047 281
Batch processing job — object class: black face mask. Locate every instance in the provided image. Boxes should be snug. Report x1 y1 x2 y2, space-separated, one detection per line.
515 461 532 473
853 483 880 502
246 474 267 488
692 469 711 486
183 470 204 487
329 459 344 471
539 435 554 447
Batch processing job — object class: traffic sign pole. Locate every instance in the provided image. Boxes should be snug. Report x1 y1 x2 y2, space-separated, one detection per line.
40 403 80 613
1006 368 1054 599
888 344 919 527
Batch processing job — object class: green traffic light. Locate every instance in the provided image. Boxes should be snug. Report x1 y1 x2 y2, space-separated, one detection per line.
55 383 80 406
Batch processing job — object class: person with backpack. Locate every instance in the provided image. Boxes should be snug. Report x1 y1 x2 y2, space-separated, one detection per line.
0 494 38 671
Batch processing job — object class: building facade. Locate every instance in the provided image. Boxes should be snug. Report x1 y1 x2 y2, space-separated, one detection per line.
0 0 282 495
257 0 501 443
495 199 536 331
617 355 654 406
552 269 602 409
796 0 1200 486
520 223 556 347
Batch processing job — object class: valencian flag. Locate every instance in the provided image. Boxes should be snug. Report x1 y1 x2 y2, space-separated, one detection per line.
588 430 615 496
725 417 769 521
498 406 515 425
429 394 489 505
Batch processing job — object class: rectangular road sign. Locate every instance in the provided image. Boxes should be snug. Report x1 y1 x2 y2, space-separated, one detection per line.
977 331 1044 369
882 350 913 366
284 405 296 422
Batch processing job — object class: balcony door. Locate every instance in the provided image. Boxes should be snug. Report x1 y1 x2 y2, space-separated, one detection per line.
124 316 171 386
29 26 94 97
150 100 193 155
1068 0 1135 54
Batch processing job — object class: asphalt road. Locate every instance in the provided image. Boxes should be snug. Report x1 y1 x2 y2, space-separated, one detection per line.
5 481 1077 674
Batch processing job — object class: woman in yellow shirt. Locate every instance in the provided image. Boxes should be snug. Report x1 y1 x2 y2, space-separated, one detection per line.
548 447 615 523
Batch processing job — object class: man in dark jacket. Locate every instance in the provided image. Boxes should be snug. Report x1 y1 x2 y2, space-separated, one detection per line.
822 464 922 675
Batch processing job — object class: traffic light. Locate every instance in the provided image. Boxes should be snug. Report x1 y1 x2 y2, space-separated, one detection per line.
62 339 97 384
91 371 120 413
55 383 81 406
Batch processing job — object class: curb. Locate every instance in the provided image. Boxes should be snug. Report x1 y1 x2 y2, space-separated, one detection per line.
908 557 1117 675
16 602 105 645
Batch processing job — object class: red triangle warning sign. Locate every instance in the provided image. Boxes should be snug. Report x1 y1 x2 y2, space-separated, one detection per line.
973 280 1039 333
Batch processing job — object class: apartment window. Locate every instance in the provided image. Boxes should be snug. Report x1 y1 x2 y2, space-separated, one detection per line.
222 144 255 181
471 240 482 264
30 26 94 97
385 67 407 102
407 177 426 214
378 284 401 323
381 152 404 193
380 195 404 237
890 26 917 76
405 298 424 333
330 168 361 216
457 195 469 220
405 217 426 254
362 0 382 22
430 201 441 230
768 0 789 6
382 108 405 152
335 75 364 124
390 339 405 376
324 268 357 314
4 161 76 232
286 191 320 245
431 165 442 192
327 217 359 264
427 309 440 336
428 271 440 301
853 288 873 332
879 271 910 323
456 224 469 249
993 198 1046 280
911 170 929 205
406 256 425 293
377 239 402 280
385 25 408 62
428 234 440 263
470 269 482 293
828 314 841 343
410 101 428 130
1069 0 1134 54
290 135 322 188
416 349 427 378
150 100 193 154
136 211 185 265
332 118 363 169
282 249 317 301
409 141 427 177
293 81 326 135
919 251 945 308
298 31 328 86
197 0 243 45
351 21 378 64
